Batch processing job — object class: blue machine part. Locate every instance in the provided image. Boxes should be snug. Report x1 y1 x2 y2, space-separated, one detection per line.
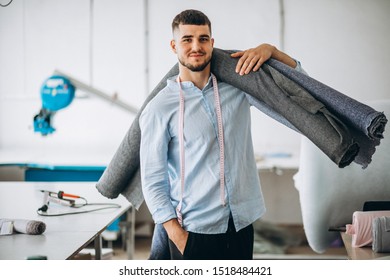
34 75 75 135
33 109 56 135
41 75 75 111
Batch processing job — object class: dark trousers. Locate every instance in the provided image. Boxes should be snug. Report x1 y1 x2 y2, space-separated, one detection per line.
168 219 254 260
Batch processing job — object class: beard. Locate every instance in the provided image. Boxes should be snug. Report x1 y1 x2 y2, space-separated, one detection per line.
178 55 212 72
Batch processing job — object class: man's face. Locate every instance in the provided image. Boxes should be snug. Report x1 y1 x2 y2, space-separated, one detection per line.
171 24 214 72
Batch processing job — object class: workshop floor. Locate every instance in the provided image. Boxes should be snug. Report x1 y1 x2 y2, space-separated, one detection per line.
111 236 152 260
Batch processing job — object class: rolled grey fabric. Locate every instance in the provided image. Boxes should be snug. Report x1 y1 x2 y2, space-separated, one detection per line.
211 48 360 168
96 66 179 209
372 216 390 253
96 48 386 208
267 59 387 140
0 219 46 235
265 58 387 167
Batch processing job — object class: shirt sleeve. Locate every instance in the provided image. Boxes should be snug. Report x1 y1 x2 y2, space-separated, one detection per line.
139 106 177 224
294 59 309 75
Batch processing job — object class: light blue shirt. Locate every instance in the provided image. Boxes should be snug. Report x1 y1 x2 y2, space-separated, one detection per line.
139 75 265 234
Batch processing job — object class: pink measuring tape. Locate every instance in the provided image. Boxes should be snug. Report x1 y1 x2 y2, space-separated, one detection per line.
176 74 226 226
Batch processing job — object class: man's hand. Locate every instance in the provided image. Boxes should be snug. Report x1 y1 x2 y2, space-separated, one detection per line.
163 219 189 254
231 43 275 75
231 43 297 75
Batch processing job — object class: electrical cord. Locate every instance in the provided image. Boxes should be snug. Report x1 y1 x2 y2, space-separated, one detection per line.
37 194 121 216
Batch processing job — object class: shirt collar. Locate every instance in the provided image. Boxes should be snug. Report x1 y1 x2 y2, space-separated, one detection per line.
167 74 214 91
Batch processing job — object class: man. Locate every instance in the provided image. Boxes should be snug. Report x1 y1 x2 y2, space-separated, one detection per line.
139 9 303 260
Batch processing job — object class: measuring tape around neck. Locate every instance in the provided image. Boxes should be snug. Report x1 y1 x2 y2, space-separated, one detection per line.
176 74 226 226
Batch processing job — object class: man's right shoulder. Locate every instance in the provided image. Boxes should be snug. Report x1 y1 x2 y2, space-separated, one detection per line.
141 85 177 119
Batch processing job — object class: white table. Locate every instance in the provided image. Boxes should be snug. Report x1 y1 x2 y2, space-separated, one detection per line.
0 181 132 260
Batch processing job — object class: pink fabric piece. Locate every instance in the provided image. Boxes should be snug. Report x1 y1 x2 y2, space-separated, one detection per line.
345 211 390 247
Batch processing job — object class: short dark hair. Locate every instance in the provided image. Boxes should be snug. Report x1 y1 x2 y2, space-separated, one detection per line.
172 9 212 35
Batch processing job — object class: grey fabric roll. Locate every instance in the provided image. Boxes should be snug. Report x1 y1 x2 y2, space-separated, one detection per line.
267 59 387 140
96 48 387 209
211 48 360 168
0 219 46 235
265 58 387 167
96 66 179 209
372 216 390 253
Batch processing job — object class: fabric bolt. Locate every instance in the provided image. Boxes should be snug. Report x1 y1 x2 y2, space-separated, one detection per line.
266 59 387 141
372 216 390 253
0 219 46 235
345 211 390 247
96 48 387 210
96 66 179 210
211 49 361 168
265 58 387 168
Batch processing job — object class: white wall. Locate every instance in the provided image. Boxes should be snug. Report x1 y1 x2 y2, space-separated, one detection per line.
1 0 389 158
0 0 145 155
